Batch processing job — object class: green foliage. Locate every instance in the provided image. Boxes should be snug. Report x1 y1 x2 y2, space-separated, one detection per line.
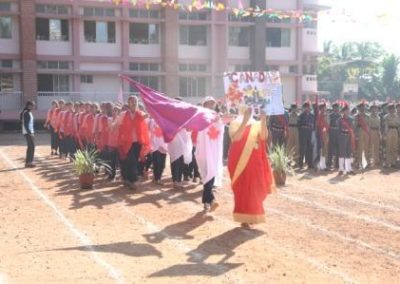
72 148 110 176
269 145 295 175
318 41 400 100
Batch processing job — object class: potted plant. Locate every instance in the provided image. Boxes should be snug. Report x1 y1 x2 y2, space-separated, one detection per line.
72 148 110 189
269 145 294 186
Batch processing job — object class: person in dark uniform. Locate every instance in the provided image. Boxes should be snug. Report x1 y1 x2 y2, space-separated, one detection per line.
269 114 287 147
338 104 356 175
327 102 341 169
298 102 314 169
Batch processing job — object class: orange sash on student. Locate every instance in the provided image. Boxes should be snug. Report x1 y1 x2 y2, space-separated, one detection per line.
96 115 109 152
118 110 150 159
81 113 94 144
228 120 274 224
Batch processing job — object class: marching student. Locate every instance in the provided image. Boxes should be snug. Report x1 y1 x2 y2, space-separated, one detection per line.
21 101 36 168
116 96 150 190
149 118 168 185
228 106 274 228
44 101 59 155
195 96 225 212
63 102 77 159
168 127 192 189
55 101 67 158
106 105 121 181
81 103 97 148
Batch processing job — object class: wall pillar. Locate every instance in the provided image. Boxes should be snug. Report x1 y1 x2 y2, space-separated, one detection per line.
19 0 37 105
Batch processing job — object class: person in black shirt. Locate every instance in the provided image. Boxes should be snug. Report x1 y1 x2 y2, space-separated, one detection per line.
298 102 314 169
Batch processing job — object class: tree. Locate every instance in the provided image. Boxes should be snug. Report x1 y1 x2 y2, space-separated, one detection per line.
381 54 400 99
318 41 397 101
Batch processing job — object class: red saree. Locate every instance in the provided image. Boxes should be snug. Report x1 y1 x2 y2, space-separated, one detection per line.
228 121 274 224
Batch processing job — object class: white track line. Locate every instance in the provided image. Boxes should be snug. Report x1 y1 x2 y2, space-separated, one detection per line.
36 151 356 282
0 150 125 284
153 188 357 284
268 208 400 262
218 188 400 262
279 192 400 232
0 273 7 284
288 181 400 212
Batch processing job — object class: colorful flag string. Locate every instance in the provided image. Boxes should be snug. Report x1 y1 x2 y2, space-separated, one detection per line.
90 0 319 22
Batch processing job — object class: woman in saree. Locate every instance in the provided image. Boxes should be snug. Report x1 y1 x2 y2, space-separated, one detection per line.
228 107 275 228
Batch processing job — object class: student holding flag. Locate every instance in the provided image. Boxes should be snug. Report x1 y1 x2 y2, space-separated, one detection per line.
195 96 225 211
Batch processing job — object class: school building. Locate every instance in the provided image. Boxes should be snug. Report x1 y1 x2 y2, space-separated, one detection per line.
0 0 329 122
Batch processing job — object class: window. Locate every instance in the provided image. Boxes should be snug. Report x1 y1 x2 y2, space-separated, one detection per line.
84 21 115 43
179 64 207 72
266 28 291 47
304 20 317 29
234 65 252 72
179 77 206 97
0 73 13 91
1 60 12 68
229 27 250 47
81 75 93 84
0 17 11 39
38 74 70 92
36 4 69 15
129 23 159 44
83 7 115 17
0 2 11 11
179 12 209 21
37 61 71 70
129 63 160 71
130 76 159 91
36 18 69 41
129 9 160 19
179 26 207 46
289 65 298 73
265 65 279 71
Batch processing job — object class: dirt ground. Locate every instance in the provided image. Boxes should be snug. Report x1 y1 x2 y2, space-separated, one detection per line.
0 133 399 284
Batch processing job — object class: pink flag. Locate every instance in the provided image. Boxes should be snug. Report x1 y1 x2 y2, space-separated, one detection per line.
238 0 244 9
117 83 124 104
120 75 216 143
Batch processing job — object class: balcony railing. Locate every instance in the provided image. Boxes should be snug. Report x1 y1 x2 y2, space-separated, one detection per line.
0 91 23 111
36 91 138 111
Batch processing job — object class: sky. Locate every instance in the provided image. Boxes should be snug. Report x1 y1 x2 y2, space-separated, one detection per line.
318 0 400 55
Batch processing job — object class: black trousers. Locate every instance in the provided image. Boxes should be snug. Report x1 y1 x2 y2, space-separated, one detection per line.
58 133 66 155
50 126 59 151
327 131 339 168
138 154 152 177
120 142 141 183
202 177 215 204
223 125 231 160
171 156 184 183
24 134 35 164
271 129 286 147
152 151 166 181
107 148 118 179
299 129 313 168
64 136 77 157
185 147 200 179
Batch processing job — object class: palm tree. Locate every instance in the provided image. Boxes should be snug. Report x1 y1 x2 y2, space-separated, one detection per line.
382 54 400 99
